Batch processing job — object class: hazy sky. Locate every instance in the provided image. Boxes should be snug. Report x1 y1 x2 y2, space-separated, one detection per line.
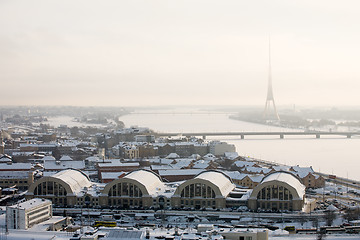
1 0 360 107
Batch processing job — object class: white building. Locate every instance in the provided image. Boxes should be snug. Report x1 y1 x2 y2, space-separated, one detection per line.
6 198 52 229
209 141 236 156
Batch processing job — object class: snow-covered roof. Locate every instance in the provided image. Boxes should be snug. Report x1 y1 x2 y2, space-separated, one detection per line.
85 156 102 162
290 166 314 178
327 204 338 211
170 159 193 169
203 153 216 161
234 160 256 168
195 171 235 197
245 166 271 174
192 160 211 169
0 171 30 179
158 169 203 176
224 171 248 180
248 174 264 183
224 152 238 160
8 198 51 210
272 165 290 172
0 163 32 170
150 165 174 171
148 158 174 165
188 154 200 160
44 160 85 171
166 153 180 159
124 170 164 196
101 172 126 180
97 159 139 168
261 171 305 199
42 156 56 161
59 155 73 161
52 169 92 194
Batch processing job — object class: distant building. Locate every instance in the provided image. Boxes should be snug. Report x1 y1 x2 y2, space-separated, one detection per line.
19 143 57 153
100 171 127 183
6 198 52 230
0 162 33 172
225 171 263 189
0 171 34 191
289 166 325 189
43 157 85 172
113 143 140 159
209 141 236 156
97 159 140 180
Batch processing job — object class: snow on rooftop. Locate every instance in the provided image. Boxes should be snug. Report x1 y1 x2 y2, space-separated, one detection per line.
0 171 30 179
290 166 315 178
223 171 248 181
203 153 216 160
97 159 139 168
245 166 271 174
44 160 85 170
166 153 180 159
85 156 102 162
59 155 73 161
124 170 164 196
224 152 238 160
170 158 193 169
42 156 56 161
234 160 256 168
195 171 235 197
52 169 92 194
101 172 126 179
0 162 33 170
158 169 203 176
8 198 51 210
262 171 306 199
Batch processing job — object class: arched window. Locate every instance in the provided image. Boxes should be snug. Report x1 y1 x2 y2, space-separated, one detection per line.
34 181 67 197
180 183 215 199
107 182 143 208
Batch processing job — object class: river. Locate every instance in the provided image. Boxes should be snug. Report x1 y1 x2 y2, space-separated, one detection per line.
118 110 360 181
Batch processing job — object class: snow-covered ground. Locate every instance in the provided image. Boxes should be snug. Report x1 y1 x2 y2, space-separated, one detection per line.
271 235 360 240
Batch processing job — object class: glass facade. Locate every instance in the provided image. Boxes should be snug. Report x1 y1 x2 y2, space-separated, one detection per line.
256 184 294 211
179 183 216 209
33 181 67 206
107 182 143 208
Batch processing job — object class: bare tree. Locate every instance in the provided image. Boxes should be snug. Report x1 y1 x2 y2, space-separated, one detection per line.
343 208 360 223
312 217 319 229
324 210 336 226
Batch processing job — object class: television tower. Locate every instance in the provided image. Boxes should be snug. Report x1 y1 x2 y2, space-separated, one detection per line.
263 37 280 120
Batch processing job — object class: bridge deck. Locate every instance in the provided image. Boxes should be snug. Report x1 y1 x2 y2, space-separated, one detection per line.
156 131 360 138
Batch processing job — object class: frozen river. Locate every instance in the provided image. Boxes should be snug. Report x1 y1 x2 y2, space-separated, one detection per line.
118 111 360 181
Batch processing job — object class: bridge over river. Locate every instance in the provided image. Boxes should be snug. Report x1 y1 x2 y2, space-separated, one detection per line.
156 131 360 139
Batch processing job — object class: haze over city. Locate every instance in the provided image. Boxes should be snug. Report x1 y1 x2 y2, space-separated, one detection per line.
1 0 360 107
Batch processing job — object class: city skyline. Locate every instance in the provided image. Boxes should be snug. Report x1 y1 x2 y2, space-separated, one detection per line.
1 0 360 107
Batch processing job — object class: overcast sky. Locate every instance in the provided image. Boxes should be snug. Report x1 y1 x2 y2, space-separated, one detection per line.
1 0 360 107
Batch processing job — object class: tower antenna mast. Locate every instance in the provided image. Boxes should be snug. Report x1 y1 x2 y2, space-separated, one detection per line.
263 36 280 120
